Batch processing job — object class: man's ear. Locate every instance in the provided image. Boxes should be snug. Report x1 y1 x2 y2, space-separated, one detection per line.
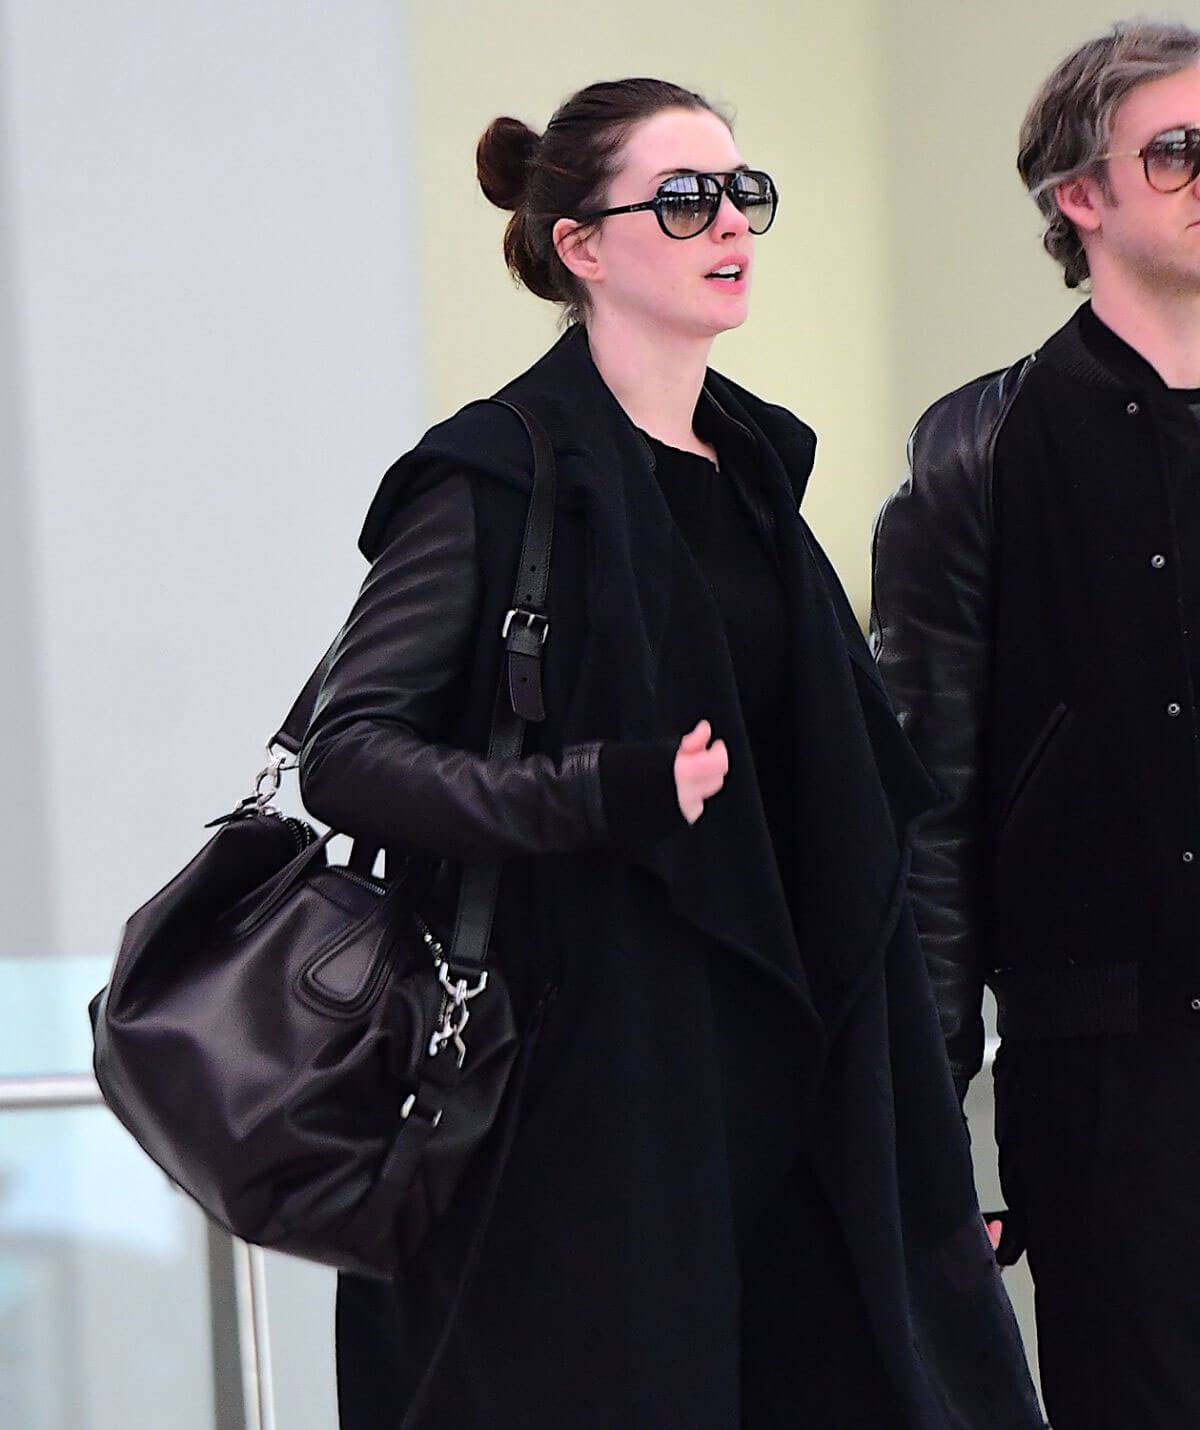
553 217 603 285
1055 173 1105 235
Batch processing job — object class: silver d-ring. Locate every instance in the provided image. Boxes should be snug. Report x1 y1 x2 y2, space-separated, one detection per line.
253 765 282 804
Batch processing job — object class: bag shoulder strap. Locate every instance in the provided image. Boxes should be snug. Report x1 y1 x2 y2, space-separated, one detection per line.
271 399 555 752
272 399 557 975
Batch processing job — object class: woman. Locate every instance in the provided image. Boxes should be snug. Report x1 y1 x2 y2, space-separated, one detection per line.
300 79 1043 1430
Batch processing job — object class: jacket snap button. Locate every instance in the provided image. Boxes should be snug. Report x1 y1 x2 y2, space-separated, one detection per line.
1184 851 1195 864
1192 999 1200 1012
1151 554 1167 569
1168 702 1183 716
1126 401 1140 416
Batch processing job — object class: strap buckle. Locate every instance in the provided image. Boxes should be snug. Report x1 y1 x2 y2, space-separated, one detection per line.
400 1092 443 1128
501 607 550 644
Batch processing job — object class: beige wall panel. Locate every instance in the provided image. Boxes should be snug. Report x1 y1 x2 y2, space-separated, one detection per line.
410 0 891 614
878 3 1180 442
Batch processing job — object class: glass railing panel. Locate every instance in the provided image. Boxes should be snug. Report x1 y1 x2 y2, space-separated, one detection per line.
0 954 108 1078
0 1100 216 1430
0 953 338 1429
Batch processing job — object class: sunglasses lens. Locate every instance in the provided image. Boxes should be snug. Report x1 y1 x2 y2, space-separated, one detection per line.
1144 128 1200 192
730 171 778 234
657 175 721 237
654 172 779 237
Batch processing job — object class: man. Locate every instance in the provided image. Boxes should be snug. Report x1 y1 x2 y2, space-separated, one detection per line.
872 21 1200 1430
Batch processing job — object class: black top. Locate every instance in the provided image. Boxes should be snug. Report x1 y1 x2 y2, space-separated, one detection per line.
643 433 797 900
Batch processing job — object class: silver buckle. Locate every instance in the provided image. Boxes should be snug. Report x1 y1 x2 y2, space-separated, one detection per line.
501 608 549 644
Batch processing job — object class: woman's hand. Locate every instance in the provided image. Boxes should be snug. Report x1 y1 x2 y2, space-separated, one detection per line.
674 720 729 824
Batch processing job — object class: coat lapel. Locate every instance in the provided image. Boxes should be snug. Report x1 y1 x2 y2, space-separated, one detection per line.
501 334 939 1039
379 327 939 1041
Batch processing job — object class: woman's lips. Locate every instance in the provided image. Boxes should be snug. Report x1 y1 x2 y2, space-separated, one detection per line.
704 255 750 293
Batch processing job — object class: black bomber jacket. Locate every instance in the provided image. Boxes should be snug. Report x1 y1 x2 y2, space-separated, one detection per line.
871 305 1200 1097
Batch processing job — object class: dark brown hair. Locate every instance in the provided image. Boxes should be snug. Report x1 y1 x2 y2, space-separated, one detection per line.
1018 21 1200 288
476 79 728 323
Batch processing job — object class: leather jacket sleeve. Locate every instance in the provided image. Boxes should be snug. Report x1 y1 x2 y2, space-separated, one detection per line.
299 465 610 861
870 370 1023 1097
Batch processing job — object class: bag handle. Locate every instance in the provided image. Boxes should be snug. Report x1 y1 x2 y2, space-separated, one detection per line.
267 399 557 974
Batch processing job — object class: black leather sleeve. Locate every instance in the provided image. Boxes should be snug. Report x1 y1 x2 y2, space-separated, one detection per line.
870 365 1026 1098
299 465 610 861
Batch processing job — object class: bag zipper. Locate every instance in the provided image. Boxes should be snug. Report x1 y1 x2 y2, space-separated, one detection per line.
332 868 386 896
278 814 317 859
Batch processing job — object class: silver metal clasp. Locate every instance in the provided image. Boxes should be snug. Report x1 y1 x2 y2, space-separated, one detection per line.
251 744 298 808
428 961 490 1068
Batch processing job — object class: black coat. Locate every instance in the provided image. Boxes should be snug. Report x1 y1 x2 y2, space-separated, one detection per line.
301 326 1042 1429
872 305 1200 1093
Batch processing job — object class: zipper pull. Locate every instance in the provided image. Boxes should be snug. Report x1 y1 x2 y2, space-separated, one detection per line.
204 797 265 829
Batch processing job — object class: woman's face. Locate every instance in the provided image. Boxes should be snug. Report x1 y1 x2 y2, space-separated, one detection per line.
578 106 756 340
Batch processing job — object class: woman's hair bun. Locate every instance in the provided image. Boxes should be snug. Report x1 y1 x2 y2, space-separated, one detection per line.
476 116 540 211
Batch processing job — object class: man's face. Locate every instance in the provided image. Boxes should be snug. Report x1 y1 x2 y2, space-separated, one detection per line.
1089 61 1200 294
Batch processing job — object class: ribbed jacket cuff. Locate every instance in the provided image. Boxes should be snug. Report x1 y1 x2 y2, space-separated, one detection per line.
598 740 683 845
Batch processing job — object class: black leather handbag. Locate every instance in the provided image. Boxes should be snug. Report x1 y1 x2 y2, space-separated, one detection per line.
90 400 556 1279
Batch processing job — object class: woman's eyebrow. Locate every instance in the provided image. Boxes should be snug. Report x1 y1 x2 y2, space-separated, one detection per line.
650 163 751 180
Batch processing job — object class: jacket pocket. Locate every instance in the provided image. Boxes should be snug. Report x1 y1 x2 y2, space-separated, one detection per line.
995 702 1072 847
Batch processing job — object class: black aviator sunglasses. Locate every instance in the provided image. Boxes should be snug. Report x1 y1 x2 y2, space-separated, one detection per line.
570 169 779 240
1100 125 1200 193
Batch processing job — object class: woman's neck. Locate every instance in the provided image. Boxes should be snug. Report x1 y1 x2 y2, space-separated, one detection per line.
583 310 717 459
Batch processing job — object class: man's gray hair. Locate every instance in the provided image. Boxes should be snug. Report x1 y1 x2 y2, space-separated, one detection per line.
1018 21 1200 288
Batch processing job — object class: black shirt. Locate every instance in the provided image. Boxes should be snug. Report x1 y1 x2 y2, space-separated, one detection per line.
644 433 797 894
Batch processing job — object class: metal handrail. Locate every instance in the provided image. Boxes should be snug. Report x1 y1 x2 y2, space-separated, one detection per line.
0 1072 101 1109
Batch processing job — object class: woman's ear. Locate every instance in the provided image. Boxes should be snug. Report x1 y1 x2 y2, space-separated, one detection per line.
553 217 604 285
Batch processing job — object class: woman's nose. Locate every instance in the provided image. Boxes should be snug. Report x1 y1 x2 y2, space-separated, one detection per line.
713 192 749 240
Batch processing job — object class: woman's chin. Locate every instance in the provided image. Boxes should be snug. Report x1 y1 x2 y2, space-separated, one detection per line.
709 302 750 336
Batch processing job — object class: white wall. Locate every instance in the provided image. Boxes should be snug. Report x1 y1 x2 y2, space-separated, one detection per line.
1 3 423 1424
0 0 421 963
878 0 1121 446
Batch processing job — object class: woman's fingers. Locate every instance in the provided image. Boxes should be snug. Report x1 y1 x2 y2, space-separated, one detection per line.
674 733 729 824
689 742 728 793
678 719 712 754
